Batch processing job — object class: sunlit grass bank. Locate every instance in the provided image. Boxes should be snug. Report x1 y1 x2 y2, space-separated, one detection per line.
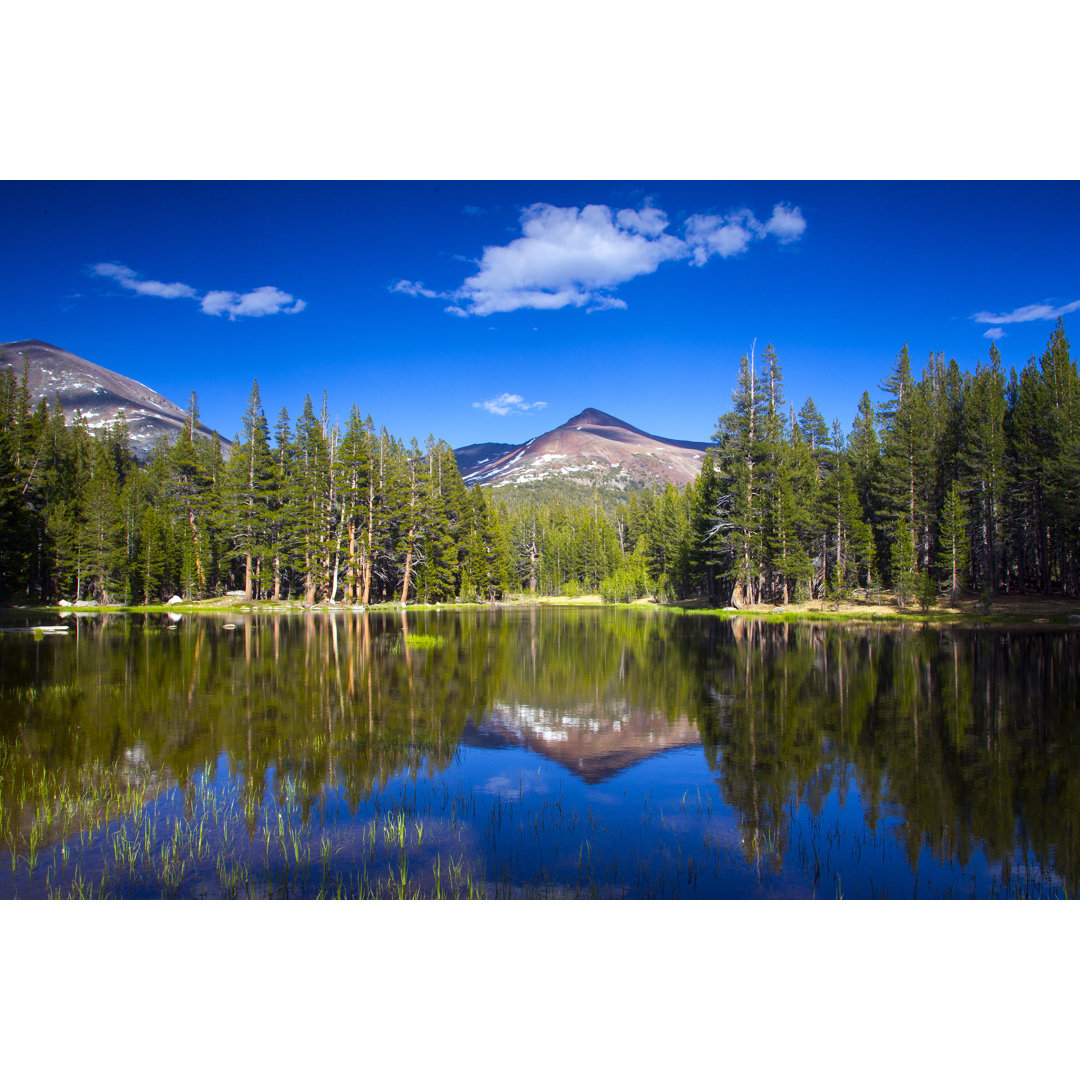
9 589 1076 625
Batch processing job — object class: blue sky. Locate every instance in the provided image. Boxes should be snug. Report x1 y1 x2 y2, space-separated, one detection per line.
3 181 1078 450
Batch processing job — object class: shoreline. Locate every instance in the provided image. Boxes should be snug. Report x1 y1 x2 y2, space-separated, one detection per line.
3 592 1079 626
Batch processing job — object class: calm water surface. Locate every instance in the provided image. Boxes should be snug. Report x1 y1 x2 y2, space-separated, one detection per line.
1 607 1077 898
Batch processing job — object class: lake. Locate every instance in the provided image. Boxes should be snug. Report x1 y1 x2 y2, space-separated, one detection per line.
1 607 1076 898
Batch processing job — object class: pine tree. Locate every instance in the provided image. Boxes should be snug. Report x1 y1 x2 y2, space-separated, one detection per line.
876 345 933 582
222 380 274 599
337 407 373 603
267 407 298 600
713 345 769 604
415 437 463 602
847 390 880 522
81 438 125 602
796 397 834 597
166 392 213 596
139 504 168 602
293 395 331 603
890 525 917 608
960 344 1006 593
1039 320 1080 594
936 479 971 599
686 449 728 601
397 439 424 604
1005 359 1049 594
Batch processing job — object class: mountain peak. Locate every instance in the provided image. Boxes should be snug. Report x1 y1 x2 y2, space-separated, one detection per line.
0 339 227 459
2 338 65 352
454 406 712 496
561 407 631 430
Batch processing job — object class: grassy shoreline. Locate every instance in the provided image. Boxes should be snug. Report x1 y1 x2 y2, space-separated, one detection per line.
3 591 1079 625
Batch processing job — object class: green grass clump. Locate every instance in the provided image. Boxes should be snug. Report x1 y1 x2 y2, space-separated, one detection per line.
403 634 444 649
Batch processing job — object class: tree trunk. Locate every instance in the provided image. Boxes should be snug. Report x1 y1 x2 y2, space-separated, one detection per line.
348 521 357 602
362 478 374 605
189 510 205 595
400 535 414 605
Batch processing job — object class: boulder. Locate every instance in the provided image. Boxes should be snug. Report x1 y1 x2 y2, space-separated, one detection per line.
58 599 72 607
166 595 183 605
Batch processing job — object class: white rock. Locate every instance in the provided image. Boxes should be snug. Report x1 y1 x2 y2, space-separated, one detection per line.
167 595 183 605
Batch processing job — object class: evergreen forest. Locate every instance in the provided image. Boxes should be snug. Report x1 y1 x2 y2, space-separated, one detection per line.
1 322 1077 608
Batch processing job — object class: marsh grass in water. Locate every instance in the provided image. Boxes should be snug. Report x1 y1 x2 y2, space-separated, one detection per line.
399 633 444 650
1 755 1068 900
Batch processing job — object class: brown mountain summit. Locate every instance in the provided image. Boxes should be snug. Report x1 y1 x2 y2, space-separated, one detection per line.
455 406 711 492
0 339 225 458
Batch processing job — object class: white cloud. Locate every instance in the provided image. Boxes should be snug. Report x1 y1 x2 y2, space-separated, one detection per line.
201 286 306 319
472 393 548 416
764 203 808 243
399 199 808 317
91 261 306 320
391 279 444 299
92 262 198 299
972 299 1080 325
983 327 1006 341
451 203 687 316
685 210 763 264
615 205 670 237
684 203 806 264
586 295 628 313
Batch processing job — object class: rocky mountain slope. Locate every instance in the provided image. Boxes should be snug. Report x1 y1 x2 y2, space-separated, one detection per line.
0 339 226 458
454 407 711 494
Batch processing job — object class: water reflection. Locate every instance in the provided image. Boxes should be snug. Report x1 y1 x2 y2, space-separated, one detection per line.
465 702 700 784
1 608 1077 898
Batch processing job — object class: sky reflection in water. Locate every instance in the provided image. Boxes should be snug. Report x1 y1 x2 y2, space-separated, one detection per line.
1 608 1076 898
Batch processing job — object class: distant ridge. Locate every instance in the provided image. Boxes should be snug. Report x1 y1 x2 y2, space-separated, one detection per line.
453 406 711 494
0 339 227 459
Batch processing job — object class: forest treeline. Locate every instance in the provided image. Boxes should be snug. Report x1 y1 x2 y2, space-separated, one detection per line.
0 321 1077 605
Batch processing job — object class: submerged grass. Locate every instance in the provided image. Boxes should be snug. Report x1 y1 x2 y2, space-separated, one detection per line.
1 749 1068 900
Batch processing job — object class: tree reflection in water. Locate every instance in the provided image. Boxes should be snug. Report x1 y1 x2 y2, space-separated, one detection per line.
1 609 1076 898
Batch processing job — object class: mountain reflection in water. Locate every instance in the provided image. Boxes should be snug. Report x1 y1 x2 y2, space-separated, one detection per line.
1 607 1077 898
464 703 700 784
